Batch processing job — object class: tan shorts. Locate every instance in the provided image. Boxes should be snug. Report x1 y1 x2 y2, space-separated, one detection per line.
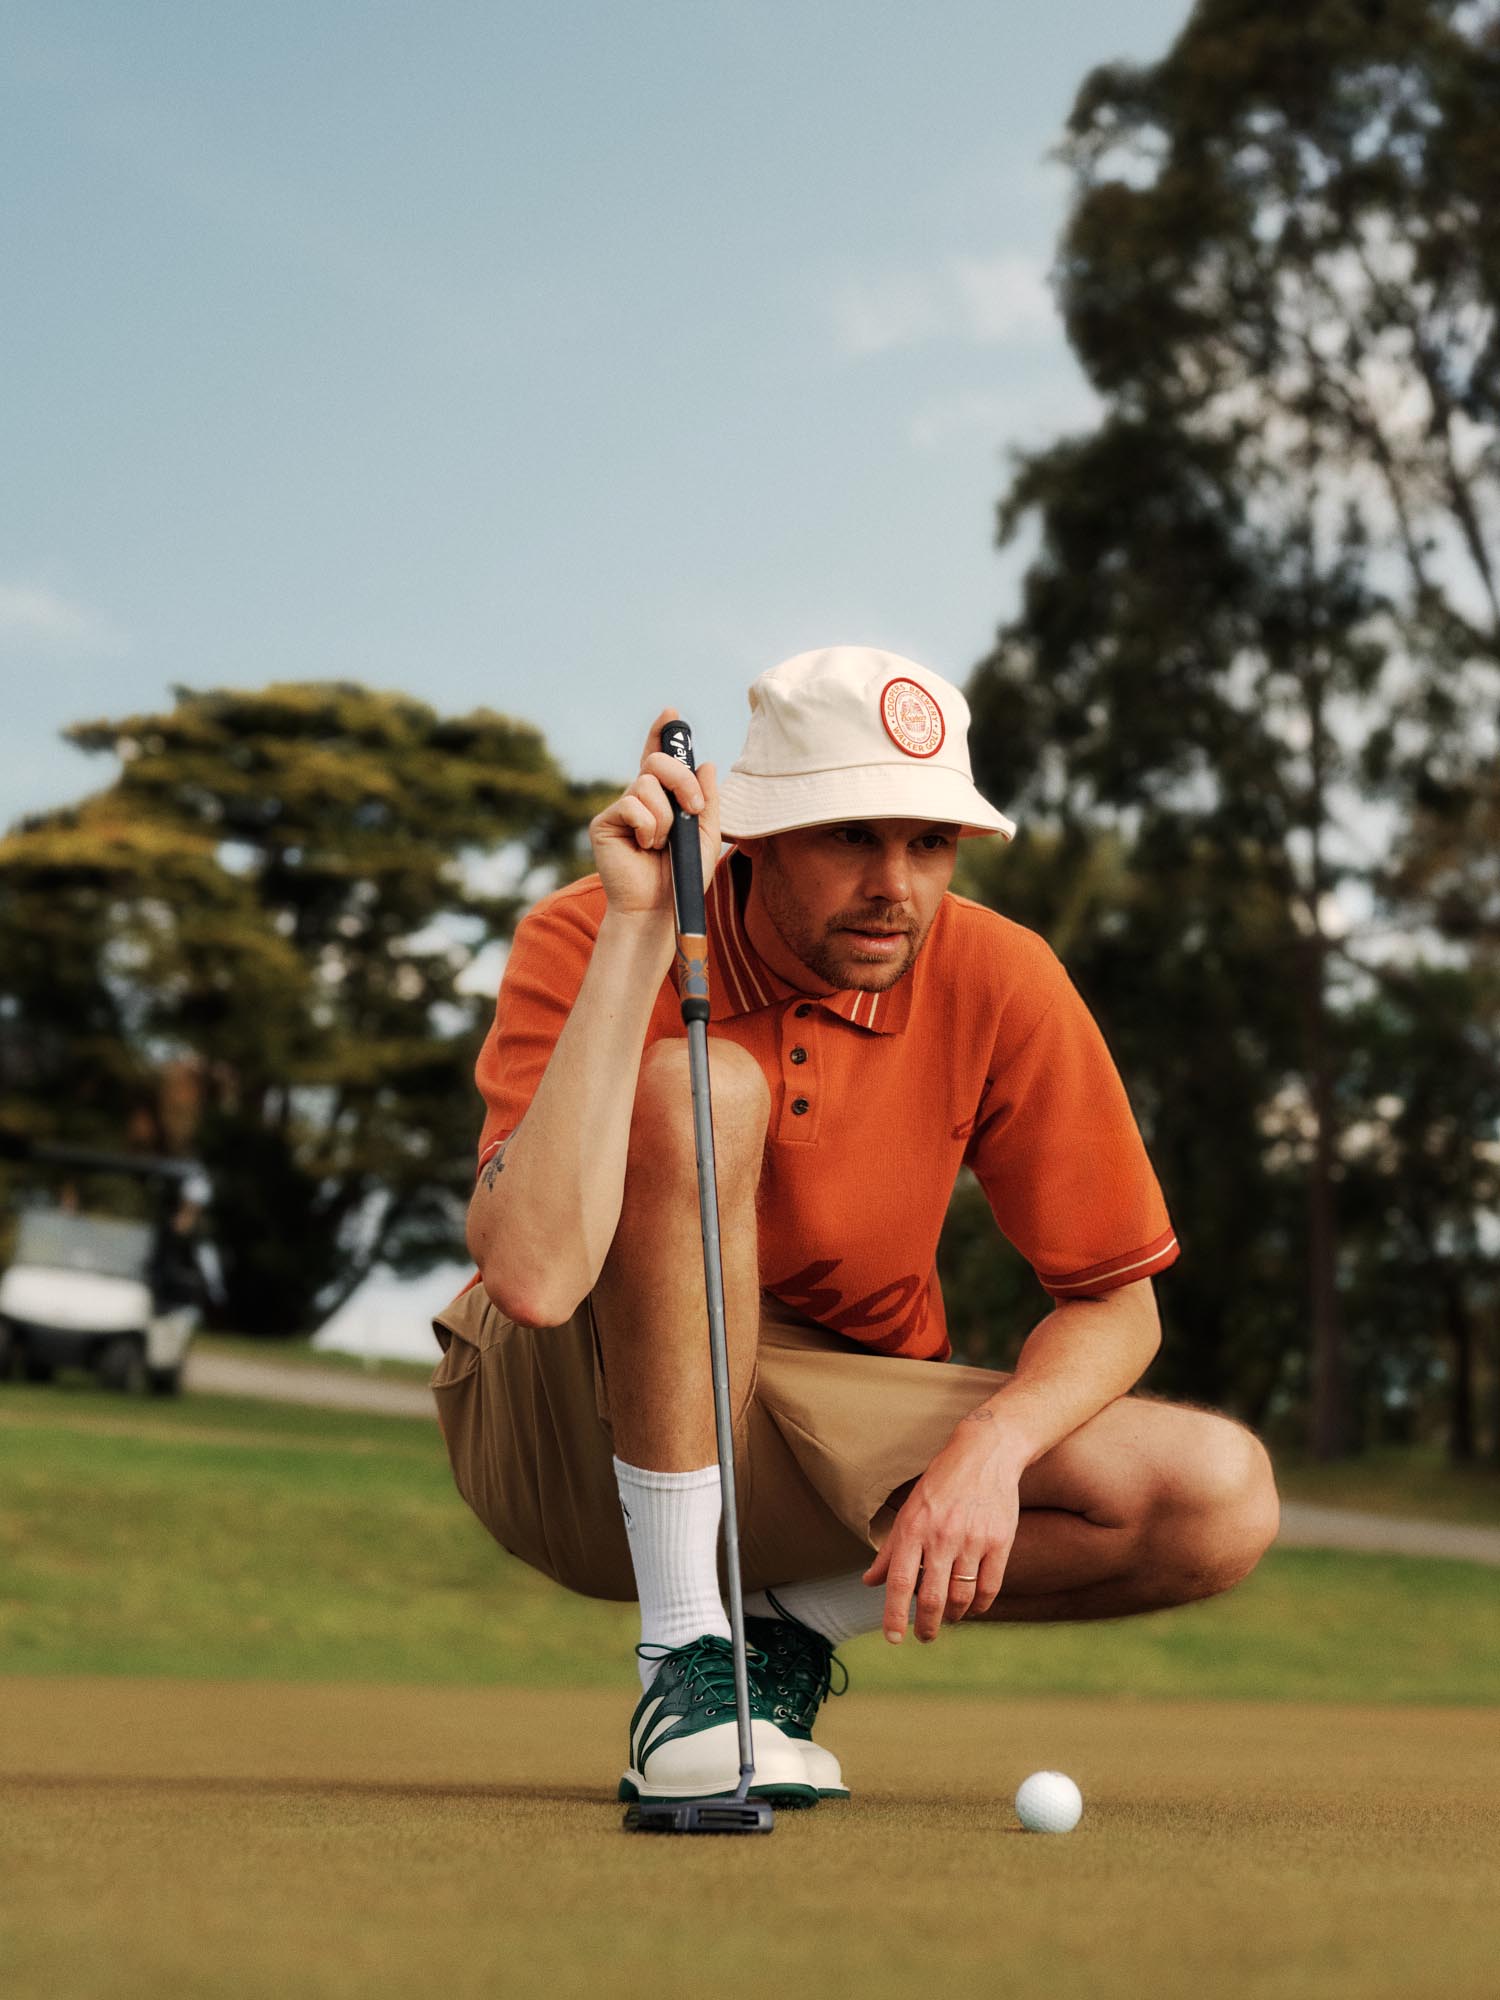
429 1285 1005 1600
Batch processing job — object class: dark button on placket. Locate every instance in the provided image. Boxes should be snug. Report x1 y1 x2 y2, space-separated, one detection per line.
791 1097 810 1116
789 1047 808 1065
794 1003 813 1018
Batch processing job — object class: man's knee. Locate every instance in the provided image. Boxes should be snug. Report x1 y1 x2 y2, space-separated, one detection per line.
1149 1412 1281 1602
628 1037 770 1189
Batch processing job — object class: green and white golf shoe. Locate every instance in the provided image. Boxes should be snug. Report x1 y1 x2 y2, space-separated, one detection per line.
618 1634 819 1809
746 1600 851 1800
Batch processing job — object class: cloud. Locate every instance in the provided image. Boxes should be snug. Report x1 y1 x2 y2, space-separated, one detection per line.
908 376 1102 453
833 252 1056 357
0 583 127 658
948 255 1055 343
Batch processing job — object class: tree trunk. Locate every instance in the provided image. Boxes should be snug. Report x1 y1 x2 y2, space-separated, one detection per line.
1301 931 1347 1460
1299 662 1349 1462
1444 1277 1477 1465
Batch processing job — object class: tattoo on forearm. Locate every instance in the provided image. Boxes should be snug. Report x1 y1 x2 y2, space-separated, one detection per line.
962 1406 995 1423
480 1138 512 1192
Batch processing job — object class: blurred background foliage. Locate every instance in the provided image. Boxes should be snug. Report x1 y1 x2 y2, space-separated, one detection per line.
955 0 1500 1462
0 684 609 1334
2 0 1498 1463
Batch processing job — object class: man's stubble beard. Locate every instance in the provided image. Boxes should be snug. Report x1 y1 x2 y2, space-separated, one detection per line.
756 849 927 993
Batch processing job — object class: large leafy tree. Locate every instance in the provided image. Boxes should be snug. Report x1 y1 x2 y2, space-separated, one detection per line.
949 821 1307 1431
1337 960 1500 1460
0 683 608 1334
969 0 1500 1455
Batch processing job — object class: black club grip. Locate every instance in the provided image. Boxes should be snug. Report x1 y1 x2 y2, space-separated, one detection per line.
659 721 710 1025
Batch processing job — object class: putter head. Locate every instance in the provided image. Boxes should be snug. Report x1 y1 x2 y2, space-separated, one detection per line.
622 1797 775 1835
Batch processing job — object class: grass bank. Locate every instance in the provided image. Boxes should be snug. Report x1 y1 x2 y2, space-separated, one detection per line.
2 1383 1497 1700
192 1332 438 1383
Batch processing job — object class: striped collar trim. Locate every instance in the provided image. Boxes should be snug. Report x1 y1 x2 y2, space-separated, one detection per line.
705 848 913 1035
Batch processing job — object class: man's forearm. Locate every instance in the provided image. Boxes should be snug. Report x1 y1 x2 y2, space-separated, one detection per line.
946 1281 1161 1477
466 910 673 1325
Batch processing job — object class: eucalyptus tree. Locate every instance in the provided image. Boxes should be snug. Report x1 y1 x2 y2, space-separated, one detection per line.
970 0 1500 1454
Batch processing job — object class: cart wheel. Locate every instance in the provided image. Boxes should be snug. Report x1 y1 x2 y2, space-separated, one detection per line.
97 1336 147 1395
147 1365 182 1397
0 1318 14 1381
22 1353 54 1384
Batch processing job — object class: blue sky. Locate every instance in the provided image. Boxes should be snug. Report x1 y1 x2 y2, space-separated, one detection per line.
2 0 1190 827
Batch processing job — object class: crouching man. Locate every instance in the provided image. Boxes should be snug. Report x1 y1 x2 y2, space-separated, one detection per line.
432 647 1280 1807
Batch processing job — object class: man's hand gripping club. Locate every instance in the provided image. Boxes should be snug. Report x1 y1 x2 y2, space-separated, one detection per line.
588 706 723 923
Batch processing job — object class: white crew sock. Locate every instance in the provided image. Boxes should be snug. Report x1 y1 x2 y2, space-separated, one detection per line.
744 1570 906 1647
613 1456 731 1688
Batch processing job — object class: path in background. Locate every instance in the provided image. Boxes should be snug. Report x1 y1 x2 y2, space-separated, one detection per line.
184 1351 434 1420
182 1351 1500 1566
1273 1502 1500 1565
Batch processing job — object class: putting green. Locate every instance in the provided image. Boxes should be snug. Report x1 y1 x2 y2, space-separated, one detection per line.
2 1679 1495 1999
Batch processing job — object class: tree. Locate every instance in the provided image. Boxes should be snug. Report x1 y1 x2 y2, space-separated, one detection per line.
0 683 609 1334
969 0 1500 1456
950 819 1308 1431
1337 960 1500 1459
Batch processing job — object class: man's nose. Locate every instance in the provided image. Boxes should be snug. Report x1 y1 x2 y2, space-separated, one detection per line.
863 848 911 904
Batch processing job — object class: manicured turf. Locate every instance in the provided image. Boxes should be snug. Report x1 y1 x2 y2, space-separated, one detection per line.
1 1383 1498 1700
2 1679 1497 2000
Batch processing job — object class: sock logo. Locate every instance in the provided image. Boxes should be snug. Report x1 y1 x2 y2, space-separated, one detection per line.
620 1499 633 1527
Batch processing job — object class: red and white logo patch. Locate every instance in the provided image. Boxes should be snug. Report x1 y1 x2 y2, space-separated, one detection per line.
879 678 945 759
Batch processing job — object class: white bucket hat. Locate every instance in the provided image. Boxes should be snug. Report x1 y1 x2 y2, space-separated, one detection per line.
716 646 1016 842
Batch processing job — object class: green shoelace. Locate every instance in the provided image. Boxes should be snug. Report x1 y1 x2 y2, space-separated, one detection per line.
634 1633 770 1719
759 1594 850 1727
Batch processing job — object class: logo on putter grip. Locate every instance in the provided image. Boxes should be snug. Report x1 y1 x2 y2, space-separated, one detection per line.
676 937 709 1000
879 679 945 758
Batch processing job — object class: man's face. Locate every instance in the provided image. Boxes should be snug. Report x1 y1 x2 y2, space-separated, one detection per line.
741 819 960 993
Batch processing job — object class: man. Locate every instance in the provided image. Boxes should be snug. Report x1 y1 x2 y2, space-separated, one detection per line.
435 646 1280 1809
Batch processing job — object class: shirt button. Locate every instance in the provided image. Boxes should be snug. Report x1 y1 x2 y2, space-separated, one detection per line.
794 1003 813 1018
791 1097 810 1116
789 1047 807 1065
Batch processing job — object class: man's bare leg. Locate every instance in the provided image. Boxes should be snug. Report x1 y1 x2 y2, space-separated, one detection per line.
594 1036 819 1802
591 1035 767 1678
591 1036 769 1469
965 1395 1281 1625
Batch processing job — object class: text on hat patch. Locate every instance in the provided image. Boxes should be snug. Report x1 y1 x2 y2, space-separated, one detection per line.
880 678 946 759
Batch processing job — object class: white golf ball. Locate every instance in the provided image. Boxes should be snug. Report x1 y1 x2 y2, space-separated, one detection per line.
1014 1770 1083 1833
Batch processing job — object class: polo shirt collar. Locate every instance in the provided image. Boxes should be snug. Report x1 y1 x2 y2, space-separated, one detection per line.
705 848 914 1035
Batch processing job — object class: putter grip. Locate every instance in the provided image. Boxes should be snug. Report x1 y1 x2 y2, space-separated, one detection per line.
659 721 710 1025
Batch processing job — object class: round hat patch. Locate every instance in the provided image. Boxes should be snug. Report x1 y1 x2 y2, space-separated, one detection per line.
879 678 945 759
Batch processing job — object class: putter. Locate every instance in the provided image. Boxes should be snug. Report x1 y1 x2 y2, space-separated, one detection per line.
621 721 774 1837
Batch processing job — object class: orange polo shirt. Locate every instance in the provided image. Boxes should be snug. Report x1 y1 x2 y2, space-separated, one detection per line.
473 849 1178 1360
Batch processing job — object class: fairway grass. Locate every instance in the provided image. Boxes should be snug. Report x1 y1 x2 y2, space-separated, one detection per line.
2 1680 1496 2000
2 1384 1498 1700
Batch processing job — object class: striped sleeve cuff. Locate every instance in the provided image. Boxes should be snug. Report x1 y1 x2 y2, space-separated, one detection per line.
476 1133 511 1176
1040 1227 1180 1298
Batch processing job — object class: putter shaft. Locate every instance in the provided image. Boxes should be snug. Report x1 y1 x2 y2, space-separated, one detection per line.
683 1012 755 1791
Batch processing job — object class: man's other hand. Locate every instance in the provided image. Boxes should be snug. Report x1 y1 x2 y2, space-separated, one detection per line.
862 1422 1023 1642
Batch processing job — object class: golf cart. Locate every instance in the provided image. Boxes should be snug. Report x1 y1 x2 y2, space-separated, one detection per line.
0 1142 216 1396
